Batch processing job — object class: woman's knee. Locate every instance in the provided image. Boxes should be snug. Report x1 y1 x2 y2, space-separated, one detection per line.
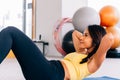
2 26 21 35
5 26 19 31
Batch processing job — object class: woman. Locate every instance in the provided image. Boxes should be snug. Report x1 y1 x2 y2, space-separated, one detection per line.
62 25 113 80
0 25 113 80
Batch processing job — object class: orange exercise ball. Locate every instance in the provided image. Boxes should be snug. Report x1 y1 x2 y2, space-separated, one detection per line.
99 5 120 27
106 26 120 49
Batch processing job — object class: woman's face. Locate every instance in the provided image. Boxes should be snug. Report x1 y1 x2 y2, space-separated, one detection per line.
79 28 93 50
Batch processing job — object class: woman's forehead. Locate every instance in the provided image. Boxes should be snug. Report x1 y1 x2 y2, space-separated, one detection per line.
84 28 89 33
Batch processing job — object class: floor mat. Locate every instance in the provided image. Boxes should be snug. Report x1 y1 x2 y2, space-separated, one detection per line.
83 76 120 80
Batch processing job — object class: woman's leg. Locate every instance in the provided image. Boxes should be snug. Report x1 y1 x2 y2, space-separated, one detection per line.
0 26 63 80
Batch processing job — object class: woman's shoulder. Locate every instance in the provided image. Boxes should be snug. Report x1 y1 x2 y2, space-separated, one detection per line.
64 52 87 60
65 52 87 57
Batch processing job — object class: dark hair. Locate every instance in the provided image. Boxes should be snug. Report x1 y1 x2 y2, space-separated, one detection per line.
80 24 107 64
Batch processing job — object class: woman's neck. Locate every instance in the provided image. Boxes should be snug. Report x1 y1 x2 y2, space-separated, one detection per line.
77 48 88 54
77 47 94 55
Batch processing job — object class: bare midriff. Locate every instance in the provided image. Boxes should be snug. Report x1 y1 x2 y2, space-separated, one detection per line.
60 61 70 80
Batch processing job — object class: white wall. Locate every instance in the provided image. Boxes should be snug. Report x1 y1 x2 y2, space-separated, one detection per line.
36 0 87 57
88 0 120 12
62 0 88 18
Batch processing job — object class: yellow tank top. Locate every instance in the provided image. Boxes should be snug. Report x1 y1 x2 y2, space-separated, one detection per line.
61 52 91 80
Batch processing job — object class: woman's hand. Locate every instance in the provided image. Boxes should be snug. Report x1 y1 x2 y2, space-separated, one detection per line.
72 30 83 52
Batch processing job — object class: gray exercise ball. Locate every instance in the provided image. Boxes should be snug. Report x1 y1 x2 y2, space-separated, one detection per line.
72 7 100 32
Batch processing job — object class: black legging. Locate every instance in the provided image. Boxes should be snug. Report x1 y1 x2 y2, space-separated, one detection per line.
0 26 64 80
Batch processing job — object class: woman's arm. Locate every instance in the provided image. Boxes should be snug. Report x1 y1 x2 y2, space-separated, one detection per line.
88 33 114 73
72 30 82 52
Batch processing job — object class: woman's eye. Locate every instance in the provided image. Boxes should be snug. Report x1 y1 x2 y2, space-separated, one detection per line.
84 34 88 37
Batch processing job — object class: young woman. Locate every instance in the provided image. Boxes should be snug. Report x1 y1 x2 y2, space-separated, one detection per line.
0 25 113 80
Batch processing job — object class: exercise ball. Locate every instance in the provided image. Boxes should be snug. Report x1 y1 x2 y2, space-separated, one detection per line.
107 49 120 58
99 5 120 27
62 30 75 54
106 26 120 49
72 7 100 32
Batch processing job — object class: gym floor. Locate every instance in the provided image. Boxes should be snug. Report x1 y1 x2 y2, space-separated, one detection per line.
0 57 120 80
